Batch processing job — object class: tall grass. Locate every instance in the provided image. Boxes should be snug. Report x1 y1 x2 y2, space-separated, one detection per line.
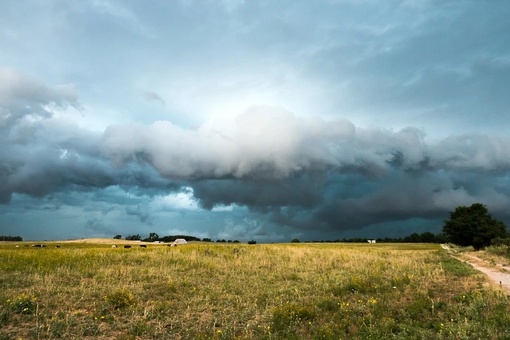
1 242 509 339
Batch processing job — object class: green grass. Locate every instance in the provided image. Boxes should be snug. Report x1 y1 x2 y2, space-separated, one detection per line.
0 242 509 339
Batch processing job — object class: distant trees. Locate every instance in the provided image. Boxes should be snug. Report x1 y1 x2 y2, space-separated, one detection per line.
401 232 446 244
113 235 122 240
0 236 23 241
125 234 141 241
143 233 159 242
442 203 508 250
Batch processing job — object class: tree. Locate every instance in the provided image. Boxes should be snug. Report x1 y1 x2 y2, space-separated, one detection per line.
0 236 23 241
125 234 141 241
442 203 508 250
113 235 122 240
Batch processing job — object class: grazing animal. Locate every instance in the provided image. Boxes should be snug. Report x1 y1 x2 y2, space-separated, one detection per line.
124 245 132 249
32 244 43 248
111 245 118 248
55 245 61 248
140 245 147 248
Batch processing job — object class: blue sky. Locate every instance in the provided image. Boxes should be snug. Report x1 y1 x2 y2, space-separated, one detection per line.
1 0 510 241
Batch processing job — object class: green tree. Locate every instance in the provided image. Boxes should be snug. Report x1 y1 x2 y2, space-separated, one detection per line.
442 203 508 250
113 235 122 240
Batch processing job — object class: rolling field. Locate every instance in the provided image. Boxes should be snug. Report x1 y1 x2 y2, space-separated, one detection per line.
1 242 510 339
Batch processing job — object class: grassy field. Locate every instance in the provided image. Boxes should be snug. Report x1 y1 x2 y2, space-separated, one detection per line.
1 241 510 339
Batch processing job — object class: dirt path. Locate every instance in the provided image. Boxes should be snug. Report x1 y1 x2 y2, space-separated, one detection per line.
442 244 510 293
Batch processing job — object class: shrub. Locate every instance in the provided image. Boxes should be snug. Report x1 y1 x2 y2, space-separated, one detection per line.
491 237 510 247
105 289 136 309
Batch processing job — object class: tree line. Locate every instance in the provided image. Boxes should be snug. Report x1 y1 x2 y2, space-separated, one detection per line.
300 231 447 244
0 236 23 241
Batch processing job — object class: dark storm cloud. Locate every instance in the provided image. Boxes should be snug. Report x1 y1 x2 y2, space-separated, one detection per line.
2 69 510 237
101 107 510 232
126 204 154 225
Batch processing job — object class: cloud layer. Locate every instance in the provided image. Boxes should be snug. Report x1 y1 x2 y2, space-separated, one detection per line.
1 69 510 240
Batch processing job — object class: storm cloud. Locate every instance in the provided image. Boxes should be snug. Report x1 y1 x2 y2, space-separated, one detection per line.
100 108 510 232
1 0 509 241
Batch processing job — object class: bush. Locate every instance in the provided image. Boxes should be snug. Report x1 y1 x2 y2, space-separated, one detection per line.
248 240 257 245
491 237 510 246
105 289 136 309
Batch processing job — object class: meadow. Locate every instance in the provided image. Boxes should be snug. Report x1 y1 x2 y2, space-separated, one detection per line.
1 241 510 339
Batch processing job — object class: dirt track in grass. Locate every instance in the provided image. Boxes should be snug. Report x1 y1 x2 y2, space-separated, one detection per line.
442 244 510 293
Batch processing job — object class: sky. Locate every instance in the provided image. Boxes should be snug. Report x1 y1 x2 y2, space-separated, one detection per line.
1 0 510 242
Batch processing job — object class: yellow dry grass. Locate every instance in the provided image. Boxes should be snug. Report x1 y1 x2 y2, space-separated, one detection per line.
1 242 509 339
